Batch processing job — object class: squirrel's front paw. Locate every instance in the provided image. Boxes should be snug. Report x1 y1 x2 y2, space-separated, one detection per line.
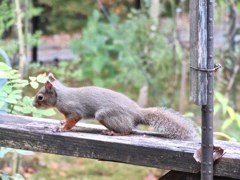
60 120 66 125
52 126 61 132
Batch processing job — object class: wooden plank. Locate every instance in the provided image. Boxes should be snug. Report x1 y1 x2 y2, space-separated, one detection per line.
0 114 240 179
189 0 208 105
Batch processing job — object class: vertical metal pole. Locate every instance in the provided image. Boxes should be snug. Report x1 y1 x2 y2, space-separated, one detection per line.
201 0 214 180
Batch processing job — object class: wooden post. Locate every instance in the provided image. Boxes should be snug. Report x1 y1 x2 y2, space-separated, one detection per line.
189 0 207 105
190 0 215 180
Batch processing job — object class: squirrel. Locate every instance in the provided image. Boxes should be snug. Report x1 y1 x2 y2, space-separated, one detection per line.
32 73 198 140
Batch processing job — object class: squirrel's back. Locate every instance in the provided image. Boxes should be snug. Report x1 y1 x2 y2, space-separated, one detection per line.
55 85 141 119
57 86 140 108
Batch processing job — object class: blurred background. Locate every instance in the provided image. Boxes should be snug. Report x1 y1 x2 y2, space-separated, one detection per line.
0 0 240 179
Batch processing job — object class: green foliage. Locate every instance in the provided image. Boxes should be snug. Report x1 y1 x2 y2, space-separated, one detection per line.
0 62 55 179
69 9 176 105
117 10 174 95
70 10 122 87
30 9 178 105
0 147 34 158
27 30 43 47
0 173 24 180
0 62 56 117
214 92 240 141
214 132 237 142
0 0 43 65
0 0 15 36
29 153 158 180
26 2 43 18
0 0 17 62
37 0 97 33
0 2 44 179
28 9 176 105
37 0 138 34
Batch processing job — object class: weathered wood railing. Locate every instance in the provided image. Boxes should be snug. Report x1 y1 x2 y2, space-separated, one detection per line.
0 114 239 179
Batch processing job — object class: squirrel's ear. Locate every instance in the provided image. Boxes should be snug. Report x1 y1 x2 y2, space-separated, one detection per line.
48 73 56 83
45 81 53 92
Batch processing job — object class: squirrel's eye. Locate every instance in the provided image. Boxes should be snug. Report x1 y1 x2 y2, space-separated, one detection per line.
37 94 44 101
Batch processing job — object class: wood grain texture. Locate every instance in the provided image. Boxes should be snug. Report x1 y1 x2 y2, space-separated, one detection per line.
0 114 239 179
189 0 208 105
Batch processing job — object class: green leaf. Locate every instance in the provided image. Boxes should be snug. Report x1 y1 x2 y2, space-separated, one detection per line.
214 92 229 114
29 76 37 81
36 73 47 83
8 94 22 100
236 114 240 128
221 118 233 130
227 106 235 120
23 96 31 104
214 104 221 115
2 84 12 94
13 105 23 112
0 62 11 70
0 174 9 180
0 91 7 97
0 72 9 79
214 132 237 142
17 101 25 106
184 112 194 118
22 107 32 114
30 81 39 89
10 173 25 180
8 69 19 76
8 79 28 84
39 109 56 116
32 112 42 118
5 97 17 104
11 83 29 88
11 90 22 94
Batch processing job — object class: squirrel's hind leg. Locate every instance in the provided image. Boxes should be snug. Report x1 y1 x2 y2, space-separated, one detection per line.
95 109 134 136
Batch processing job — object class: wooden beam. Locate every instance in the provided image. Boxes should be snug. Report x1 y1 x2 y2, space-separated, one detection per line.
0 114 239 179
189 0 208 105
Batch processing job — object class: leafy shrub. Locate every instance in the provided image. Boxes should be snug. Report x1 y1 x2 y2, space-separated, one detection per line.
0 62 56 117
214 92 240 141
69 9 177 105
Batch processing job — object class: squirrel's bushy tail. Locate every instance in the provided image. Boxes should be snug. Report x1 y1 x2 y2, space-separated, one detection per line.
139 107 198 139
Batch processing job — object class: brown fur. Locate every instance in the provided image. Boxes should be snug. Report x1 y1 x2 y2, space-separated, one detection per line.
33 73 198 139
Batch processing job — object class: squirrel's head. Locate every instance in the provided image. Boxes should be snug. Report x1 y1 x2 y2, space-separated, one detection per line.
32 73 57 109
